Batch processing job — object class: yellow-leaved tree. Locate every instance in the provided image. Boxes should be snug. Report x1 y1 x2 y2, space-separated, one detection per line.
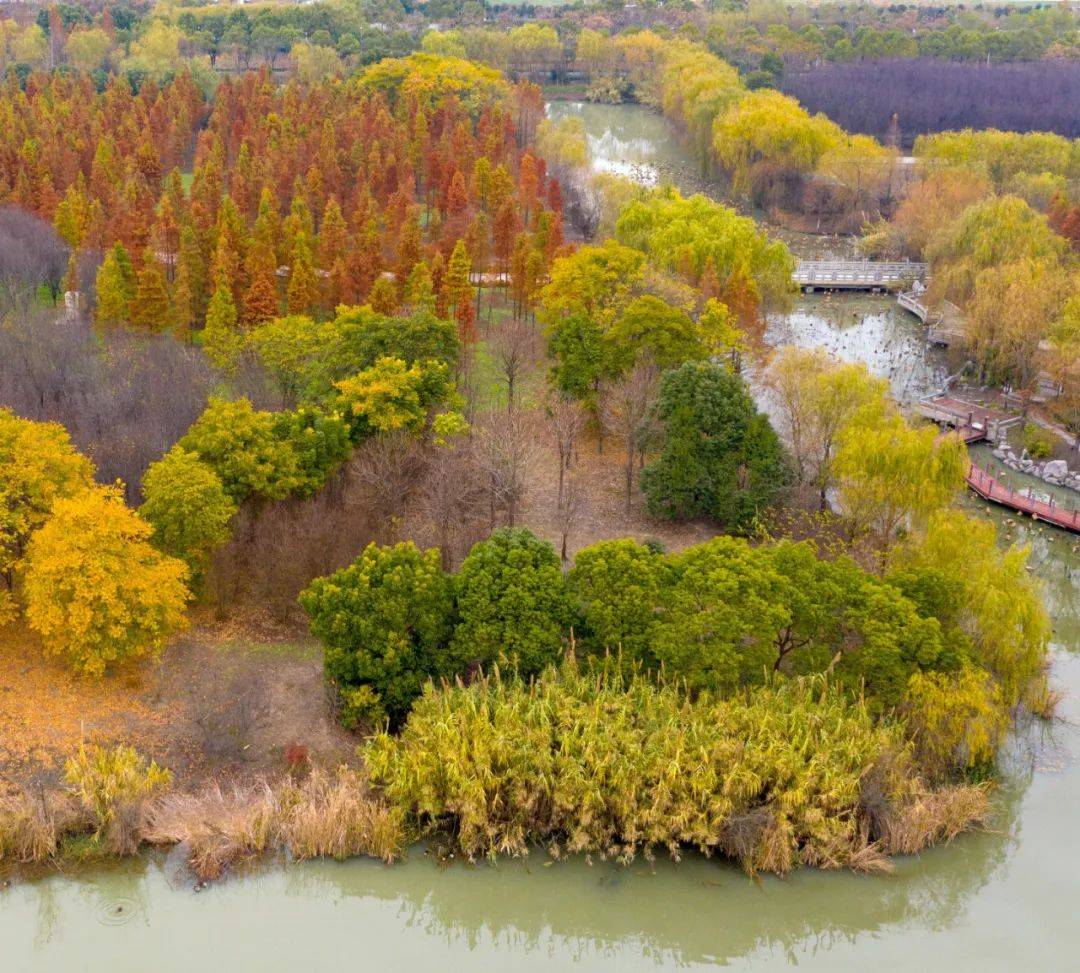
713 89 843 194
0 410 96 619
22 486 190 675
765 347 891 509
335 357 445 434
833 415 966 560
892 510 1051 709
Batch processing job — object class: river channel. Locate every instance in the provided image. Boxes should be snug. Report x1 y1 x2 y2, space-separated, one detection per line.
3 102 1078 972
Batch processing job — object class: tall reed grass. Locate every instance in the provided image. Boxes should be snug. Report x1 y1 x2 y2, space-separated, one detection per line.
366 666 990 874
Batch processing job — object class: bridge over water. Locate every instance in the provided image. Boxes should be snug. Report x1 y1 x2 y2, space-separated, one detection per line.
794 259 927 292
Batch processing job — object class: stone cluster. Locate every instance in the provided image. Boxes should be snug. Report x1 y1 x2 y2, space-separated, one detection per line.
992 448 1080 492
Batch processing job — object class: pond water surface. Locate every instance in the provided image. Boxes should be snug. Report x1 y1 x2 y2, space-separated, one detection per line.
544 100 862 259
3 103 1078 973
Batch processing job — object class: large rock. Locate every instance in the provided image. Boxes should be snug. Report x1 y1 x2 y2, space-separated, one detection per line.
1044 459 1069 479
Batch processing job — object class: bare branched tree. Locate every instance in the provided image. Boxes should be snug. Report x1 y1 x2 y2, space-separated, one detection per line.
599 361 660 512
0 310 215 501
455 343 484 419
555 469 584 562
415 439 491 569
545 392 586 508
0 206 68 314
347 431 425 542
476 410 543 529
489 316 542 413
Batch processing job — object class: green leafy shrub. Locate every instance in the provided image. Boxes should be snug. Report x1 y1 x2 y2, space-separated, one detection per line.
567 538 669 666
248 307 458 406
451 528 574 677
569 536 948 703
1022 423 1056 461
299 541 457 727
650 537 790 694
273 408 353 497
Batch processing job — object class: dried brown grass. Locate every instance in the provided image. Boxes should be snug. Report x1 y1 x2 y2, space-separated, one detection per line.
277 767 405 863
143 783 278 881
878 782 991 856
0 788 85 864
3 764 404 882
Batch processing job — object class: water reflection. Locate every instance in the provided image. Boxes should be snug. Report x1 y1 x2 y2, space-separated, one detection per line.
285 829 1017 968
546 101 699 192
6 822 1016 972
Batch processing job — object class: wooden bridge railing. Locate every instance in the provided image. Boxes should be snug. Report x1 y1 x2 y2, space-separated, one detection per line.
966 462 1080 534
794 260 927 290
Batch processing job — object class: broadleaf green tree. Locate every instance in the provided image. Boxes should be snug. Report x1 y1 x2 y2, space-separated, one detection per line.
139 446 237 580
178 397 303 502
451 528 573 677
299 541 457 727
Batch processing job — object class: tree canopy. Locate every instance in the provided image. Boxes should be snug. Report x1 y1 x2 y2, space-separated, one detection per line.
641 361 790 530
22 486 190 676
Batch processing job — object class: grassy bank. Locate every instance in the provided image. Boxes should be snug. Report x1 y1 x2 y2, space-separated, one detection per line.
1 761 403 884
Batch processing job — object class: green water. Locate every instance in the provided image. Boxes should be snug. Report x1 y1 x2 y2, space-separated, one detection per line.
4 104 1079 972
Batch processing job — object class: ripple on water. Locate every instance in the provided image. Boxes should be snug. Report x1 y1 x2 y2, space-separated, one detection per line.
94 892 142 926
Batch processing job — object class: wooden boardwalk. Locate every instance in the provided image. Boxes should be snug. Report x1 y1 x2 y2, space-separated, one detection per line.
922 395 1080 534
794 260 927 291
966 462 1080 534
917 395 1019 441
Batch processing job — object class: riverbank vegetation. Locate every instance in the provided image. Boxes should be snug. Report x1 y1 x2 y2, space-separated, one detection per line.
1 750 404 881
862 129 1080 417
367 667 989 874
0 19 1062 886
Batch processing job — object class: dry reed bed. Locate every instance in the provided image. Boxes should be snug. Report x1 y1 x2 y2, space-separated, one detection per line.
1 767 404 882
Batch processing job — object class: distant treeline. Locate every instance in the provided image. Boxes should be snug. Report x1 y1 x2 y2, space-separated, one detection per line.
782 58 1080 145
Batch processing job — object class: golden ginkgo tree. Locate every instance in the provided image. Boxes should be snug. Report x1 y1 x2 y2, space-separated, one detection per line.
22 485 191 676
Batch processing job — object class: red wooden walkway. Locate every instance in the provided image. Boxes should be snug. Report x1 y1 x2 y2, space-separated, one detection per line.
929 402 1080 535
965 462 1080 534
